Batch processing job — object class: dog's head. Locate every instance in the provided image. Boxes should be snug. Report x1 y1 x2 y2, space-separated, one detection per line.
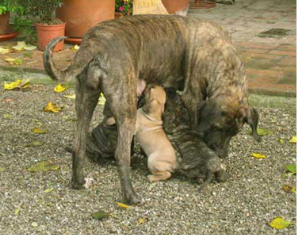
197 97 260 158
143 84 166 115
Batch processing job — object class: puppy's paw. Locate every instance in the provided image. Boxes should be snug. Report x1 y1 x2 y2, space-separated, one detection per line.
147 174 159 183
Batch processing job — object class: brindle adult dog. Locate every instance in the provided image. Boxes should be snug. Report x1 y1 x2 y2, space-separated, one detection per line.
43 15 260 204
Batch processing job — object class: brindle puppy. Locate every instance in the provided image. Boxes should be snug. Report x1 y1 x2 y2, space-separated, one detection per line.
87 89 228 189
44 15 260 204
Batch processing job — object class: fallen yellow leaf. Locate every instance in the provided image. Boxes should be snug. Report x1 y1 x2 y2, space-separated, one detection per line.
5 57 23 65
282 185 296 194
0 47 10 54
15 208 20 215
251 153 266 159
289 136 296 143
44 188 54 193
99 93 106 106
31 222 38 227
269 217 292 229
136 218 144 226
28 161 60 172
44 102 62 113
64 94 76 99
70 45 80 51
33 127 47 134
54 84 69 93
3 79 30 90
12 41 37 51
117 202 131 209
12 41 26 51
0 167 6 172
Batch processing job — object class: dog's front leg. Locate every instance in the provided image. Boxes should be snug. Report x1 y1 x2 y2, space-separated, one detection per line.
71 81 100 189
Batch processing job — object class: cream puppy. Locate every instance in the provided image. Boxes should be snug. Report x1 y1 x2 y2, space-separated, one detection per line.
135 85 177 182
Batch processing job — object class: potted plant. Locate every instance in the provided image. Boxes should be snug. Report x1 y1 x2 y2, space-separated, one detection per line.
162 0 189 14
56 0 115 44
0 0 22 41
115 0 133 18
22 0 65 51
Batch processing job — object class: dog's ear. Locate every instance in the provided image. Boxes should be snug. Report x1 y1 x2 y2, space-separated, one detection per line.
243 106 261 142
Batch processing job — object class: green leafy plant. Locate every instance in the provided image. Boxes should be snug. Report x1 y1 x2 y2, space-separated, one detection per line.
21 0 64 24
116 0 133 15
0 0 23 15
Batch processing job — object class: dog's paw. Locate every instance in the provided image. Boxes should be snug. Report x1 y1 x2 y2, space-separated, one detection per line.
70 178 86 190
123 192 143 205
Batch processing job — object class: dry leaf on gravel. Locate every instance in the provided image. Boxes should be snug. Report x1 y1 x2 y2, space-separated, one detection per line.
15 208 20 215
0 167 6 172
28 161 60 172
286 164 296 174
0 47 11 54
44 102 62 113
282 185 296 194
3 79 30 90
31 222 38 227
91 210 110 220
12 41 37 51
44 188 54 193
269 217 292 229
5 57 23 65
33 127 47 134
247 128 274 136
64 94 76 99
3 113 11 119
70 45 80 51
28 140 43 147
289 136 296 143
54 84 69 93
117 202 131 209
251 153 266 159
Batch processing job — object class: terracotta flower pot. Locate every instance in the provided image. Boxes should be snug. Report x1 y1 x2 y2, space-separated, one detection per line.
36 22 66 52
162 0 189 14
0 12 11 34
56 0 115 38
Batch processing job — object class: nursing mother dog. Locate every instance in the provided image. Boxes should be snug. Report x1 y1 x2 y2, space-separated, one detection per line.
43 15 260 204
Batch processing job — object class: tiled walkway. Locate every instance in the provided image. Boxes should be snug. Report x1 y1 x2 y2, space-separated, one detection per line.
0 0 295 97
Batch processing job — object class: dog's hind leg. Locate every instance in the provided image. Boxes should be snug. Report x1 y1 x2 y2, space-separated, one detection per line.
106 76 142 205
71 66 101 189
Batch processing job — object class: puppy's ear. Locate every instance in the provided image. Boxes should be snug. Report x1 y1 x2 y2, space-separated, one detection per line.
197 100 214 133
137 79 146 97
244 106 261 142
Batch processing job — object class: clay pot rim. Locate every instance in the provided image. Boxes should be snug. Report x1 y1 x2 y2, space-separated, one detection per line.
35 21 66 27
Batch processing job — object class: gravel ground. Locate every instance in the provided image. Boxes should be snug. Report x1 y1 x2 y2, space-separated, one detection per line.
0 71 296 235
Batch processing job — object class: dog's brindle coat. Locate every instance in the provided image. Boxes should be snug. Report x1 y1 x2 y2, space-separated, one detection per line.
44 15 260 204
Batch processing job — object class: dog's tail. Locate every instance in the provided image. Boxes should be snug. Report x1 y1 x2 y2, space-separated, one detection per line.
43 36 93 82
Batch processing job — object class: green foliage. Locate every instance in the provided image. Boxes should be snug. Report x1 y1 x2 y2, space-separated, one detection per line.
21 0 64 24
13 18 37 43
116 0 133 15
0 0 23 15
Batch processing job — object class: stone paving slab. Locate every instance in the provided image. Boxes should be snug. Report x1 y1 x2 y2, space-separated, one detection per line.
0 0 295 97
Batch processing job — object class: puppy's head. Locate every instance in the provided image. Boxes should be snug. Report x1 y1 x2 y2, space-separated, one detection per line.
143 84 166 115
197 97 260 158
